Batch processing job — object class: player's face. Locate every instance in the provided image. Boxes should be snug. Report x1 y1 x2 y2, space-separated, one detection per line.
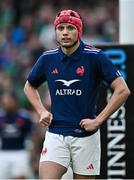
55 23 78 48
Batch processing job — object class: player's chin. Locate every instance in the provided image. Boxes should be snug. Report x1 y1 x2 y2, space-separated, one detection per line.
61 42 74 48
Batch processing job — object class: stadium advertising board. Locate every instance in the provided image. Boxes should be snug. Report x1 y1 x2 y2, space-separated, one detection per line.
96 44 134 179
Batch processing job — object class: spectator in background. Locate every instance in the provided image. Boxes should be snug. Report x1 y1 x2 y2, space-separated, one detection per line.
38 4 57 49
0 91 34 179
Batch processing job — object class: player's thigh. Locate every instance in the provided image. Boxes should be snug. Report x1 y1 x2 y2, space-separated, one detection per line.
71 130 101 176
39 161 67 179
39 132 70 178
40 132 70 167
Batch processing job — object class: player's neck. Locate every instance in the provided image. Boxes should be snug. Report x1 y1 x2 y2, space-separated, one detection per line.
61 41 80 55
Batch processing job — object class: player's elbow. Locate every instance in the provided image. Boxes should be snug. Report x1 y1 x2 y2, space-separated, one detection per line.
119 85 131 101
112 78 131 101
124 86 131 98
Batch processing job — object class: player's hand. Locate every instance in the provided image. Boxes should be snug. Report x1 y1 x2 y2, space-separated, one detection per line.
39 110 53 127
80 118 100 132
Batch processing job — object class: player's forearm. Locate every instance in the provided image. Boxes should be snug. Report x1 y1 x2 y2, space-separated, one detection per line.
96 85 130 126
24 81 47 115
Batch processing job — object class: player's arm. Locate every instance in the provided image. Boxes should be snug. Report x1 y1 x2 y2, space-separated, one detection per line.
96 76 130 124
24 81 53 127
80 76 130 131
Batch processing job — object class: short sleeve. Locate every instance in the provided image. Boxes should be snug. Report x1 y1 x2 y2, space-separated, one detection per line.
27 55 46 87
97 51 121 85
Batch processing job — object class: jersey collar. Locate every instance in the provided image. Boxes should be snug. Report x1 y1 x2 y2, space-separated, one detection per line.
59 40 85 61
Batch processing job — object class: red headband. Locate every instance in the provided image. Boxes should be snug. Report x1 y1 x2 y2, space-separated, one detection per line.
54 10 83 39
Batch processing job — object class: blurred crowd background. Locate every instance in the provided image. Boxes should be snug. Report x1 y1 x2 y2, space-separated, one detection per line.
0 0 119 178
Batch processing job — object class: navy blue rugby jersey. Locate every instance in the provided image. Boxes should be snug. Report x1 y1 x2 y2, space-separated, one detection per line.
27 41 121 137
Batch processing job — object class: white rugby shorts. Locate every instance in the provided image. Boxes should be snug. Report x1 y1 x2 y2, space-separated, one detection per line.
40 130 101 175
